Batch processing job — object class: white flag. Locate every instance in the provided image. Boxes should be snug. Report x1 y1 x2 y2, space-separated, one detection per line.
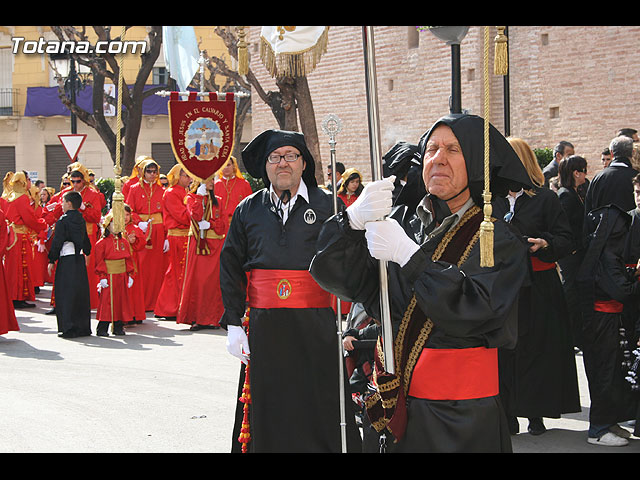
260 26 329 78
162 26 200 91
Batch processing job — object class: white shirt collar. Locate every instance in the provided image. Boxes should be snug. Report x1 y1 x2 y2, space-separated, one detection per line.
269 179 309 224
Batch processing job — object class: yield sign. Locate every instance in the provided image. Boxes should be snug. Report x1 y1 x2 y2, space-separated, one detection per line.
58 134 87 163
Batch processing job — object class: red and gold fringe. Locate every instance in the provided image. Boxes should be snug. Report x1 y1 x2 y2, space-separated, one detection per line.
237 310 251 453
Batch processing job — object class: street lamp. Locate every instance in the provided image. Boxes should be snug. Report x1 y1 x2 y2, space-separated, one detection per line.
427 26 469 114
50 48 91 134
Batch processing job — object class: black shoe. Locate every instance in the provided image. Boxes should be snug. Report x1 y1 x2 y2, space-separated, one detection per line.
190 324 204 331
34 287 40 294
59 331 78 339
528 417 546 436
13 300 36 308
46 308 56 315
96 330 109 337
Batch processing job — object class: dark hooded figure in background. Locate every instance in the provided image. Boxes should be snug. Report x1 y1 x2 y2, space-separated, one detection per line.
310 113 533 453
577 205 639 446
219 129 361 453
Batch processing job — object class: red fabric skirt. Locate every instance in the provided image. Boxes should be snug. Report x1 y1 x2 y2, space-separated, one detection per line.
96 271 134 323
0 264 19 334
154 234 189 317
5 233 35 301
176 237 225 326
138 224 166 311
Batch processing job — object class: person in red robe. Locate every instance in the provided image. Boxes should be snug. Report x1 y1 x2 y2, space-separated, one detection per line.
3 172 47 308
45 164 103 310
32 187 54 288
122 155 150 201
0 206 19 335
336 168 364 208
177 178 228 330
125 158 166 312
94 213 135 336
154 164 193 320
120 204 146 325
214 156 253 234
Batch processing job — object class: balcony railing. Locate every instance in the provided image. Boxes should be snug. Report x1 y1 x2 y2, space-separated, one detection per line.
0 88 19 116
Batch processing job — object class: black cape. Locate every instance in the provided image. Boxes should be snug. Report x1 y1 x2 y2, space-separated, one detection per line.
493 187 581 419
219 186 361 453
48 209 92 337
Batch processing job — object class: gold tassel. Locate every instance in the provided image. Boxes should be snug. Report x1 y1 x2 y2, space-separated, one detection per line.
237 26 248 76
479 193 494 267
494 26 508 76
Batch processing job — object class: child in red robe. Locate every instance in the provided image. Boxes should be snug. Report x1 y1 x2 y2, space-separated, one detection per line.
94 213 135 336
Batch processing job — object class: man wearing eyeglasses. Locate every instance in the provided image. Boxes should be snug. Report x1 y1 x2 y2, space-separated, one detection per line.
219 129 361 453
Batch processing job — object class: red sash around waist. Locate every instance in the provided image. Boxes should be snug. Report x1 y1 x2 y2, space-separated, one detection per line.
530 256 556 272
248 269 332 309
594 299 624 313
408 347 499 400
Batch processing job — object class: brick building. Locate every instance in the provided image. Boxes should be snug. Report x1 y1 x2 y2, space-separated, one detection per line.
247 26 640 184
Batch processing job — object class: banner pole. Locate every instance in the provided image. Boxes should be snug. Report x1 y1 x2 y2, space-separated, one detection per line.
362 26 395 374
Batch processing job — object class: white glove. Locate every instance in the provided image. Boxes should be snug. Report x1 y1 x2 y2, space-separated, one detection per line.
127 276 134 288
346 175 395 230
163 239 170 253
80 202 86 211
198 220 211 230
36 241 46 253
364 218 420 267
226 325 250 364
196 183 208 196
138 221 149 233
98 278 109 292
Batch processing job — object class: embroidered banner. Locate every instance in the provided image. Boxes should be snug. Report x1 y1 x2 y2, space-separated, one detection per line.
168 91 236 182
260 26 329 78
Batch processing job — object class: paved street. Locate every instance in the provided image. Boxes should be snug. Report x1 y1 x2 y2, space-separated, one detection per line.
1 284 639 453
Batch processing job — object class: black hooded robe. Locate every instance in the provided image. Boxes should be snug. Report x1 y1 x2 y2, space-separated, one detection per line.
48 209 92 338
493 187 581 421
310 114 532 452
578 206 639 434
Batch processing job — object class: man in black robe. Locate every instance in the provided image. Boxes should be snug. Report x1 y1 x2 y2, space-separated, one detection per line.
584 135 639 216
310 113 533 452
47 191 92 338
577 204 639 446
219 129 361 453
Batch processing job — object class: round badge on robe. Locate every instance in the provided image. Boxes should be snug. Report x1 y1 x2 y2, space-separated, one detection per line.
303 208 316 224
277 279 292 300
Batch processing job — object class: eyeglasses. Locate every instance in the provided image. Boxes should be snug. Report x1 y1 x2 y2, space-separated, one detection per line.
70 179 83 184
145 169 158 174
267 153 301 164
577 168 587 173
62 182 70 186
